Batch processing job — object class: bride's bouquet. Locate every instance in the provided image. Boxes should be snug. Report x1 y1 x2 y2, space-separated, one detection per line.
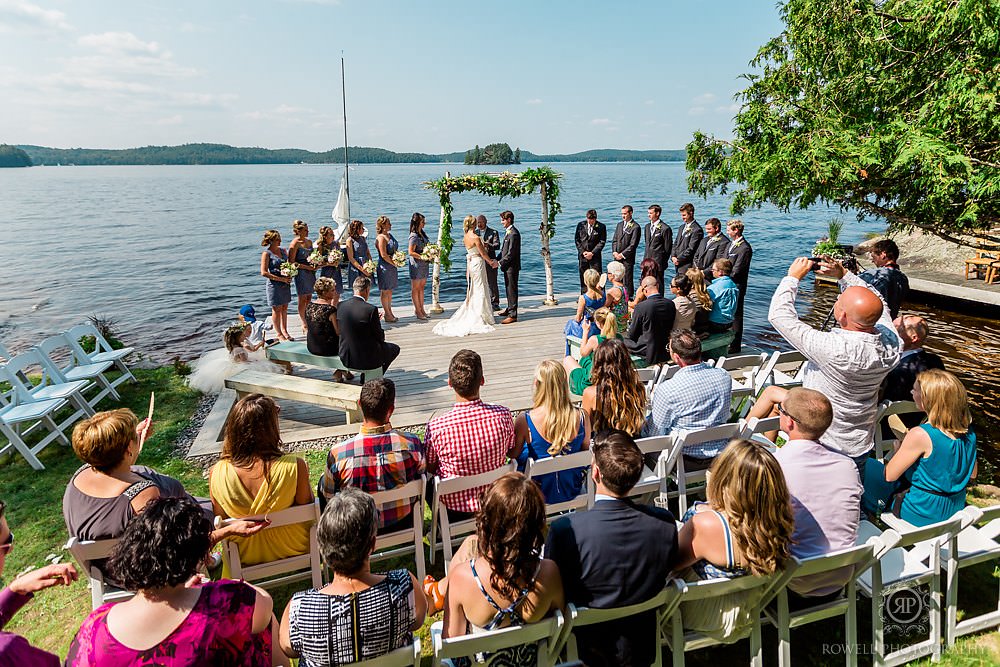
362 259 378 276
307 248 325 265
421 243 441 261
392 250 408 267
279 261 298 278
327 248 343 266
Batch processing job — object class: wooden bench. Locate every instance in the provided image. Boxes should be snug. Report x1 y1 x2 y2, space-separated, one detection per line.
264 341 383 380
225 369 362 424
566 331 734 363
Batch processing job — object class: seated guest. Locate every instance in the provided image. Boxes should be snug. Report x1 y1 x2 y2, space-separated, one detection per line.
624 275 675 366
863 370 977 526
442 472 564 662
279 488 426 665
685 267 714 330
772 388 862 600
564 268 605 349
66 497 284 666
305 276 350 383
604 261 630 333
337 276 401 377
674 439 793 641
699 258 740 334
563 307 621 396
643 330 733 471
628 258 661 311
882 314 945 427
582 339 647 437
512 360 591 504
209 394 314 576
1 499 78 665
319 378 425 533
425 350 514 520
546 430 678 667
669 274 698 333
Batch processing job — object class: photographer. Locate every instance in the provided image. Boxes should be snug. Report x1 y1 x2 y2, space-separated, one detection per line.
858 239 909 319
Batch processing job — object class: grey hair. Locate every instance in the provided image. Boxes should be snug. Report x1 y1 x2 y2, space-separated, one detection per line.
607 261 626 281
352 276 371 293
318 487 378 574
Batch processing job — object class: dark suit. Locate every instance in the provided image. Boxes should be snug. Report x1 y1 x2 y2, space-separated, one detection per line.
643 222 673 294
673 221 703 275
612 219 642 296
499 225 521 317
476 225 501 309
624 293 675 366
693 234 731 282
727 238 753 353
882 349 945 428
546 498 679 667
575 220 607 292
336 295 400 376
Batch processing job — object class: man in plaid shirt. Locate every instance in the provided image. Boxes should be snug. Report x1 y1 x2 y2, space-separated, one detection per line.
425 349 514 519
320 378 425 532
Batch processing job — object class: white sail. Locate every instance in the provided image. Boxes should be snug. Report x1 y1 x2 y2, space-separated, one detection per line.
332 172 350 241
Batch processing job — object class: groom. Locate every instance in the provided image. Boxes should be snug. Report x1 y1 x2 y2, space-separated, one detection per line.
498 210 520 324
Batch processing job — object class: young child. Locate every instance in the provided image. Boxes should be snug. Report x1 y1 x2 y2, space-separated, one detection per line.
238 304 274 348
188 324 286 393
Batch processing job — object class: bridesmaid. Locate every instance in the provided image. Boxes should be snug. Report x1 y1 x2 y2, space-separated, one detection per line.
407 212 430 320
259 229 293 341
345 219 372 289
288 220 317 334
375 215 399 323
316 225 344 307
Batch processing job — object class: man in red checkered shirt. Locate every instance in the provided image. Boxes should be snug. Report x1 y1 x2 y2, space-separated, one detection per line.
425 349 514 519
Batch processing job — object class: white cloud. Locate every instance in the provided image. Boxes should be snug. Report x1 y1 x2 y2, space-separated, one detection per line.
590 118 612 126
79 31 162 56
688 106 706 116
153 114 183 125
692 92 717 105
241 104 338 127
644 99 655 106
715 102 741 113
0 0 71 33
525 98 542 105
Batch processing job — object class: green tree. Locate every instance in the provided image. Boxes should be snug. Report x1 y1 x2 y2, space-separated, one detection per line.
474 145 482 164
514 147 521 164
685 0 1000 249
0 144 31 167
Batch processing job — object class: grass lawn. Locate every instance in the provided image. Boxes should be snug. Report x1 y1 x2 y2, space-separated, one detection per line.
2 366 999 665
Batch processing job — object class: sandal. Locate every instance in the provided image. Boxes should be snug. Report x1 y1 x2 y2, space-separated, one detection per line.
423 575 445 613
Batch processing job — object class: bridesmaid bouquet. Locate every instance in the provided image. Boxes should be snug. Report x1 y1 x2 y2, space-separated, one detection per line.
327 248 343 266
392 250 408 267
279 261 298 278
362 259 378 276
307 249 325 265
421 243 441 261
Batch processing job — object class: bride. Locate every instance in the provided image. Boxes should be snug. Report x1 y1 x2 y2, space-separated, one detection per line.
433 215 499 337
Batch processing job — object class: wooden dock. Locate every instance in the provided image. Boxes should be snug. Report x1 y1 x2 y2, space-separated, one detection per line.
188 292 579 457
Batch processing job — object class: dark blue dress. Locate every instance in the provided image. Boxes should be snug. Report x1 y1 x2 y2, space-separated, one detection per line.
515 412 587 504
293 244 316 297
319 244 344 294
408 231 429 280
377 234 399 291
265 248 292 307
347 237 371 288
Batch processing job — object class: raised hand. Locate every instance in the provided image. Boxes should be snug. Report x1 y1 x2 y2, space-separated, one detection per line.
8 562 79 595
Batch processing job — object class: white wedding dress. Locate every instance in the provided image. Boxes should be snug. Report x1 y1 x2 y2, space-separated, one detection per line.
433 246 496 337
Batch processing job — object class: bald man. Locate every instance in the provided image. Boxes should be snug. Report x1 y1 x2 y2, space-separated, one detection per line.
624 276 676 366
754 257 901 477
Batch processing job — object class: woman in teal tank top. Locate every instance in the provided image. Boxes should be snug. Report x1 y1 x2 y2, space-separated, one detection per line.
562 307 621 396
862 370 977 526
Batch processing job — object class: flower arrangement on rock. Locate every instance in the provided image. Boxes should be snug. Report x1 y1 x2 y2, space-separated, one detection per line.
812 219 851 260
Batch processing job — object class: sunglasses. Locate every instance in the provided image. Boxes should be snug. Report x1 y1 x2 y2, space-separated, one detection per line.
776 402 798 423
0 531 13 555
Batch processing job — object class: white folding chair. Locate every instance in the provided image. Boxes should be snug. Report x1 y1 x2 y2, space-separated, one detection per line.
369 477 427 581
2 349 95 431
714 353 767 418
632 435 674 501
65 536 135 610
855 515 963 666
218 499 323 589
664 567 795 667
872 400 925 461
525 450 595 521
36 334 120 407
429 462 515 571
0 386 69 470
754 350 808 395
65 323 138 388
431 610 566 667
665 424 744 516
763 539 886 667
637 365 661 385
564 584 683 667
343 639 421 667
739 416 785 449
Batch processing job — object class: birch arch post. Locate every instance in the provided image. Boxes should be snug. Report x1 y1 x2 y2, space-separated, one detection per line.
423 167 563 313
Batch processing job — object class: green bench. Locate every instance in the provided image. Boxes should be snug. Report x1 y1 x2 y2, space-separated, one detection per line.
264 341 383 380
566 331 734 363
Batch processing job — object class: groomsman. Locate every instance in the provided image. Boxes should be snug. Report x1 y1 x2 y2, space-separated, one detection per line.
692 217 731 282
725 218 753 353
672 202 703 276
643 204 673 294
574 209 607 293
612 205 642 296
475 214 501 310
498 210 521 324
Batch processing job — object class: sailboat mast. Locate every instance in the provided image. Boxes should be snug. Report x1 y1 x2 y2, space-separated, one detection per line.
341 54 351 220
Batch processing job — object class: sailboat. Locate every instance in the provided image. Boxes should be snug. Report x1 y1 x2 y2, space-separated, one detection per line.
332 55 353 243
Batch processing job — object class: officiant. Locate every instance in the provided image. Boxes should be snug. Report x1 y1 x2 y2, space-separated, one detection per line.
475 214 501 311
574 209 607 293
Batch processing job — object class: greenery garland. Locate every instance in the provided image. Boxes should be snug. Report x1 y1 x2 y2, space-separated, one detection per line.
424 166 562 271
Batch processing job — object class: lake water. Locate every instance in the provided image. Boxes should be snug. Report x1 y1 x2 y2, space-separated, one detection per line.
2 162 997 476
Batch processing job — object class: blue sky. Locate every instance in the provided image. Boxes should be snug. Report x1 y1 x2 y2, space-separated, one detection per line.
0 0 785 153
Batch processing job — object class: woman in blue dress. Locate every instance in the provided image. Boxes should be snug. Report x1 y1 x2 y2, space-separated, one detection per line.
512 360 591 505
374 215 400 323
316 225 344 306
862 369 977 525
563 268 605 355
288 219 317 335
259 229 293 341
407 212 430 320
345 219 372 290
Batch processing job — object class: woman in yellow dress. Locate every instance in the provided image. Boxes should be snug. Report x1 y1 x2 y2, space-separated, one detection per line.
209 393 313 575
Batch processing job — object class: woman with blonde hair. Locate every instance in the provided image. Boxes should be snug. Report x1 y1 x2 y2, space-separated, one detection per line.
863 369 977 526
674 439 794 639
209 394 314 577
564 268 605 349
562 307 621 396
345 219 372 288
260 229 293 341
289 220 318 335
316 225 343 306
512 360 591 504
374 215 400 323
432 215 498 337
686 267 714 330
582 339 646 436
